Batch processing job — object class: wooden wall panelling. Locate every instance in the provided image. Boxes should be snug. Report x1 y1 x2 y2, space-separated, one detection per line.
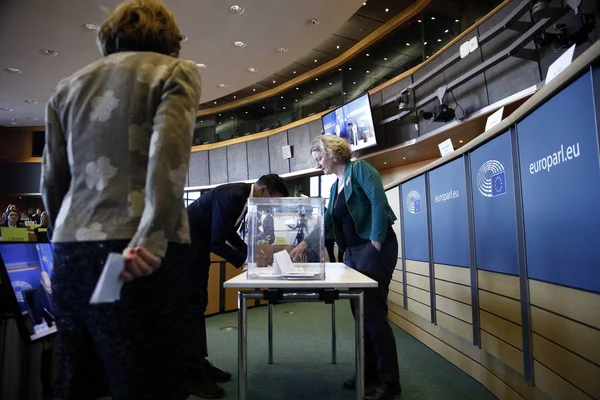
533 360 593 400
478 290 522 325
478 270 521 300
206 262 221 315
406 298 430 321
407 286 431 306
532 333 600 398
529 280 600 329
435 296 473 324
436 311 473 342
405 260 429 277
435 280 472 305
481 330 525 375
530 306 600 366
434 263 471 286
480 310 523 350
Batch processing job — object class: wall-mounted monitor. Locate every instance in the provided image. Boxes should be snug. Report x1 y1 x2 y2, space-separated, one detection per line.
0 243 57 342
321 93 377 152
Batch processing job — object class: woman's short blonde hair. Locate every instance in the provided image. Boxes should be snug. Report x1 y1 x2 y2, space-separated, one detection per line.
310 135 353 164
98 0 182 57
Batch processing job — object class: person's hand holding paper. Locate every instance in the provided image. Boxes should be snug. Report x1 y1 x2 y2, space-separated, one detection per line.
120 246 162 282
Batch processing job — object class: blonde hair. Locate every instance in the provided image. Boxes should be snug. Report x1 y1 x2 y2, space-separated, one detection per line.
98 0 182 57
310 135 352 164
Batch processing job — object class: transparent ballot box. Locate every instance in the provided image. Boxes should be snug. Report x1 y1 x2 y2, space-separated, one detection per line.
246 197 325 280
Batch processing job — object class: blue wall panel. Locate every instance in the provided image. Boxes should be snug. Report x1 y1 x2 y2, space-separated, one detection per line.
401 175 429 262
470 132 519 275
429 158 470 267
518 71 600 293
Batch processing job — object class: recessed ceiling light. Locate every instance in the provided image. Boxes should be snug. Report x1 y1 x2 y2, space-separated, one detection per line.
180 35 188 42
459 140 464 143
366 70 370 73
343 92 346 95
349 67 352 70
363 2 366 5
424 41 428 45
230 5 245 14
366 53 370 57
234 41 246 48
338 68 342 71
418 19 422 22
217 83 227 88
295 99 298 102
406 43 410 46
245 111 248 114
196 63 207 68
214 101 217 104
272 80 276 83
307 18 319 25
295 87 299 90
233 95 237 99
283 107 286 110
24 100 38 104
310 91 313 94
277 47 288 53
384 162 387 165
0 107 13 111
40 49 58 56
445 29 449 33
426 55 430 59
262 106 266 109
431 16 436 20
314 59 318 62
247 67 257 72
437 38 442 42
353 81 356 84
5 67 22 74
218 114 222 116
385 8 389 12
281 96 284 99
336 45 340 49
84 23 99 31
315 78 319 81
383 57 388 61
403 157 406 160
252 88 256 92
231 116 234 119
293 71 296 74
455 19 460 22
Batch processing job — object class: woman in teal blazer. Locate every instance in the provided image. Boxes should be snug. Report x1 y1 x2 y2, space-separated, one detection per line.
290 135 401 400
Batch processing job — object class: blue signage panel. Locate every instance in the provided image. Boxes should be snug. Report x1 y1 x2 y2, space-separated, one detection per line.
470 132 519 275
429 158 470 267
401 175 429 262
518 71 600 293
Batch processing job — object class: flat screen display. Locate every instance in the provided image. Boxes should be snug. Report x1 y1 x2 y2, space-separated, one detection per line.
321 93 377 152
0 243 57 342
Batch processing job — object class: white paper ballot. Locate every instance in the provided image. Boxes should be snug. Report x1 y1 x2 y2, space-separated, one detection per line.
273 250 295 275
90 252 125 304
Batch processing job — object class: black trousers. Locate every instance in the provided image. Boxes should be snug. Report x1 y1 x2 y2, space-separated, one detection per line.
51 240 189 400
185 244 211 374
344 228 400 383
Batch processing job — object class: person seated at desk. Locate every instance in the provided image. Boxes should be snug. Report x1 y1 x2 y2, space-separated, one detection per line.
185 174 289 399
1 209 26 228
290 135 402 400
33 211 51 242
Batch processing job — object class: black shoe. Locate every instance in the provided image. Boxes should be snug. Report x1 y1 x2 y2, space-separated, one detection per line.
204 359 232 383
187 377 225 399
364 381 402 400
342 375 377 390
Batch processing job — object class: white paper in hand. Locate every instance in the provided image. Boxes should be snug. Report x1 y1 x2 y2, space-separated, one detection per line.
90 252 125 304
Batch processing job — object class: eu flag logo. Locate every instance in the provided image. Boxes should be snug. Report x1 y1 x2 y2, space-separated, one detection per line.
491 171 506 197
414 200 421 213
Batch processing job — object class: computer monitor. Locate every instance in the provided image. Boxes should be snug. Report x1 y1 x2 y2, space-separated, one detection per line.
0 243 57 342
321 93 377 152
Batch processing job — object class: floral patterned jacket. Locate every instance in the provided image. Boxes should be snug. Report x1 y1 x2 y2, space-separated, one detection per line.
41 51 201 257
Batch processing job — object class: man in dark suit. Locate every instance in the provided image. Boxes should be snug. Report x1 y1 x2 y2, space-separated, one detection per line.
185 174 289 399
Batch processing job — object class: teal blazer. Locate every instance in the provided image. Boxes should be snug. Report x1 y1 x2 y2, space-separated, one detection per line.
307 160 396 249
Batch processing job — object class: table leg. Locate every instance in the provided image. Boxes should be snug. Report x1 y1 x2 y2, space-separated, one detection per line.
238 292 248 400
355 291 364 400
268 303 274 364
331 301 337 364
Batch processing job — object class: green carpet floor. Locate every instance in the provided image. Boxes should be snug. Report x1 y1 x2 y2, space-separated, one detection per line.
198 301 497 400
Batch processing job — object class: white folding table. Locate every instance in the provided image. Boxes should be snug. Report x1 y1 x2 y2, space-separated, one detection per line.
223 263 377 400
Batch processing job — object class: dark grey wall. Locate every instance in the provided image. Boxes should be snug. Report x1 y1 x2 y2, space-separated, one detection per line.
189 150 209 187
0 163 41 194
209 147 227 185
227 143 248 182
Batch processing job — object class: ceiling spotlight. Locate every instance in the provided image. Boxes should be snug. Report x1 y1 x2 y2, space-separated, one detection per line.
338 68 342 71
196 63 207 68
230 5 245 14
403 157 406 160
437 38 442 42
217 83 227 88
329 82 332 85
385 8 389 12
384 162 387 165
295 99 298 102
366 70 370 73
336 45 340 49
233 96 237 99
426 55 430 59
424 41 428 45
455 19 460 22
281 96 284 99
5 67 22 74
307 18 319 25
310 91 313 94
283 107 286 110
0 107 13 111
315 78 319 81
234 41 246 48
252 88 256 91
24 100 37 104
406 43 410 46
262 106 266 109
40 49 58 56
349 67 352 70
459 140 464 143
314 59 318 62
247 67 257 72
363 2 366 5
84 23 99 30
418 19 422 23
293 71 296 74
214 101 217 104
295 87 299 90
383 57 387 61
277 47 288 53
366 53 370 57
180 35 188 42
431 16 436 20
445 29 449 33
353 81 356 84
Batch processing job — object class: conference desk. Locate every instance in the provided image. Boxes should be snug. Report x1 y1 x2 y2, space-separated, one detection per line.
223 263 377 400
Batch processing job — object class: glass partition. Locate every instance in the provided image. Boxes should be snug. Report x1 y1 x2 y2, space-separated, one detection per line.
193 0 504 145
